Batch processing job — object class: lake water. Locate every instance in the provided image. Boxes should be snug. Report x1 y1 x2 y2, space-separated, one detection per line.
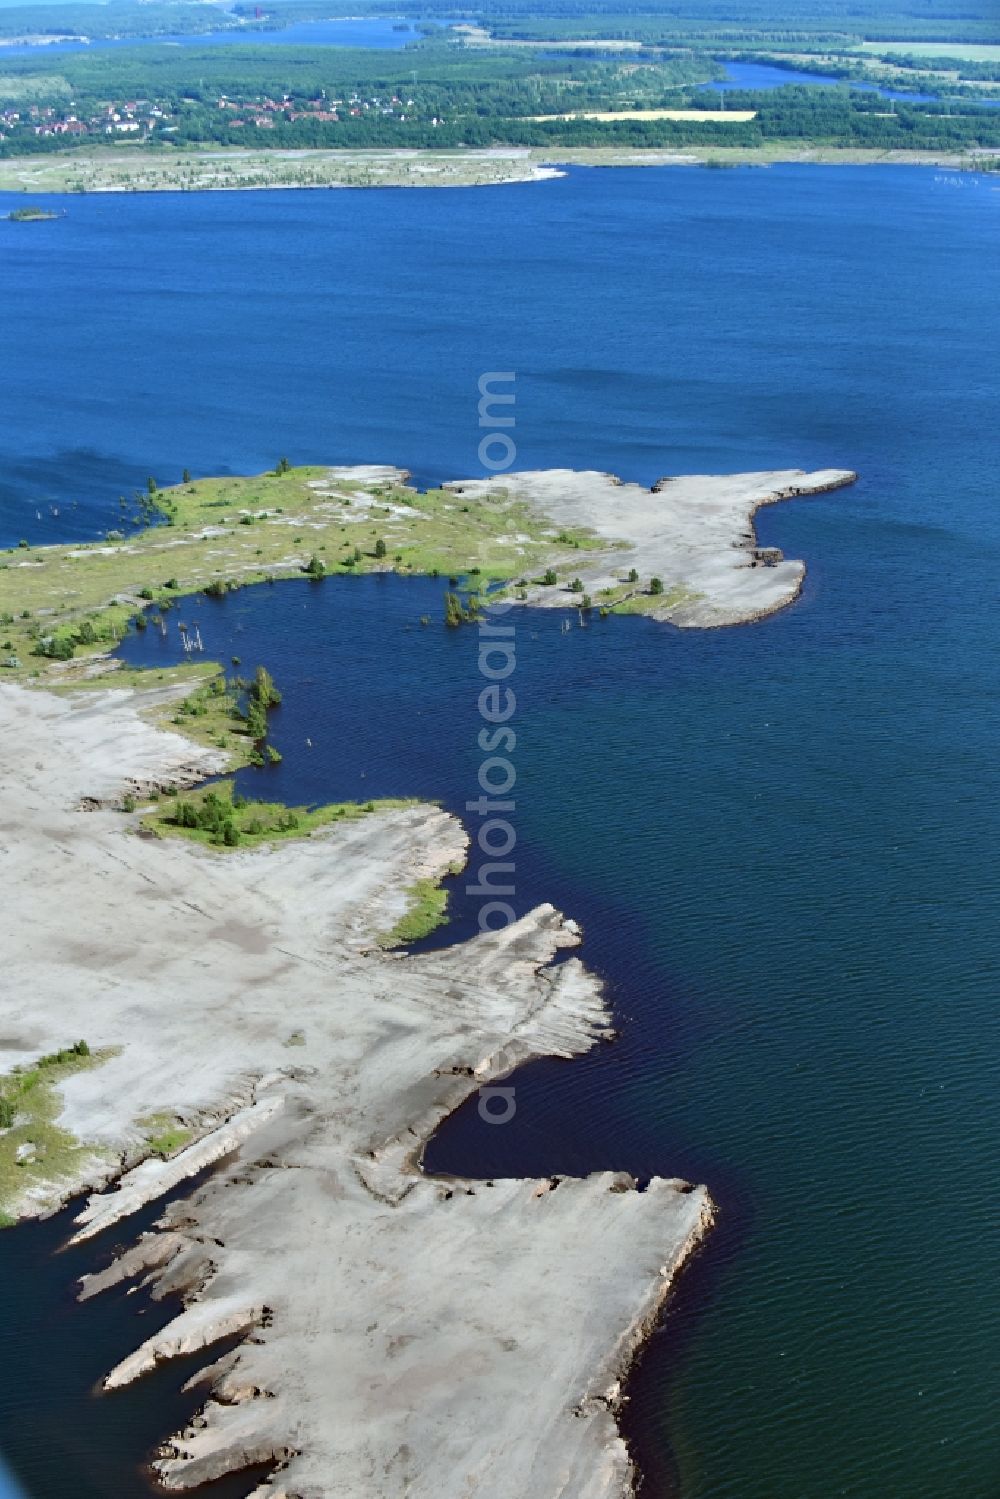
703 58 938 103
1 165 999 1498
0 16 429 58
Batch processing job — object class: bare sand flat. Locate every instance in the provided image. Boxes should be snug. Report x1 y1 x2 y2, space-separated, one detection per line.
0 681 711 1497
449 467 856 625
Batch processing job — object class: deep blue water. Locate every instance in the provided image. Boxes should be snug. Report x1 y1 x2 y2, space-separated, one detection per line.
0 16 428 57
1 165 999 1498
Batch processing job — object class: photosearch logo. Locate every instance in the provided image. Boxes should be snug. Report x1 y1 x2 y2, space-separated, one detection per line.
471 372 519 1125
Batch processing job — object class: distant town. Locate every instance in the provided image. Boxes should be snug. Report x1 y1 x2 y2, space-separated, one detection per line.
1 91 432 142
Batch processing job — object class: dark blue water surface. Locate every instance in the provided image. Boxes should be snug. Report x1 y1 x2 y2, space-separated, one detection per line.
0 17 429 58
1 165 999 1499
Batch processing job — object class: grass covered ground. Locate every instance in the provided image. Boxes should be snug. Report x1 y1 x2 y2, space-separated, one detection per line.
0 1042 116 1222
0 462 606 693
857 40 1000 60
141 778 421 851
379 877 453 948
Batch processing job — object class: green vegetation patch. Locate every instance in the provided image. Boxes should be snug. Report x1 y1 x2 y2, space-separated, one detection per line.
142 779 420 850
138 1112 193 1159
0 1042 117 1221
608 582 702 614
0 465 609 693
379 876 453 948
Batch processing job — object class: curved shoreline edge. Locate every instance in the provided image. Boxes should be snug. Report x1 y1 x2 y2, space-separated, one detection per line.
0 463 856 704
0 679 712 1498
0 462 855 1493
0 145 988 196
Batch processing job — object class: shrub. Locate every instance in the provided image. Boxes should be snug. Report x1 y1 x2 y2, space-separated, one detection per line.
650 577 664 595
0 1097 15 1129
542 568 558 586
444 591 467 628
35 635 74 661
303 555 326 579
373 537 387 559
244 701 268 740
250 665 282 709
627 568 639 583
569 577 584 592
139 588 154 601
204 579 227 599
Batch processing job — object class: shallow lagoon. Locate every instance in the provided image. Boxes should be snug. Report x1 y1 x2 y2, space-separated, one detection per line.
1 165 998 1497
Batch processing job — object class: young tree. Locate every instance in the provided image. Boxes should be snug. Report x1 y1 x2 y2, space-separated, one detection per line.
374 537 387 559
444 591 466 628
250 665 282 709
650 577 664 595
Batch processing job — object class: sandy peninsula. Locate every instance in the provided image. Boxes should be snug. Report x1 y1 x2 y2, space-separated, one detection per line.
0 680 711 1497
448 466 856 626
0 463 856 693
0 144 985 196
0 460 857 1493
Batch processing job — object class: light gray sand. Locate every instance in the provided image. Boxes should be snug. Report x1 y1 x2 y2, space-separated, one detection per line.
447 467 856 625
0 681 711 1497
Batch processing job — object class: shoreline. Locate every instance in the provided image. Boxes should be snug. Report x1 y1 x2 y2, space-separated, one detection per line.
0 145 991 196
0 677 712 1496
0 461 848 1493
0 462 855 711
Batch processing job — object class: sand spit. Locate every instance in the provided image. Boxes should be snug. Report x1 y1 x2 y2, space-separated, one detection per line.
0 681 711 1497
448 466 857 626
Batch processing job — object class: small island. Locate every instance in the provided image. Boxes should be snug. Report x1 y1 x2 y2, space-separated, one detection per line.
5 206 61 222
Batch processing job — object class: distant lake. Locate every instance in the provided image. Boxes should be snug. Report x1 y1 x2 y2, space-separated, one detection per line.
0 166 998 1499
0 16 431 57
702 58 939 102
